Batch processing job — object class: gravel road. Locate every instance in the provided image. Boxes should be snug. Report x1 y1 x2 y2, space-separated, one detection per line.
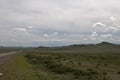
0 51 18 66
0 52 17 58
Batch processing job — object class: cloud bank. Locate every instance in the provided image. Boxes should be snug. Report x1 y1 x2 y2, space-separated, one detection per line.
0 0 120 46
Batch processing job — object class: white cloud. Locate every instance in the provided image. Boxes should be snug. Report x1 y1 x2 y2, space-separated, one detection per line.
53 32 59 35
11 28 28 34
110 16 116 21
92 22 106 28
89 32 99 41
12 28 27 32
113 24 120 28
63 33 67 36
91 32 98 37
49 39 67 42
89 32 112 41
100 34 112 38
28 26 33 29
43 33 49 37
108 26 120 32
92 21 120 32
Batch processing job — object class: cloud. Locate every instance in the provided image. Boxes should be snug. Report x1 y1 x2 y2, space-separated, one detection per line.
11 28 28 35
91 32 98 37
63 33 68 36
92 22 106 28
110 16 116 21
100 34 112 38
43 33 49 37
12 28 27 32
108 26 120 32
53 32 59 35
28 26 33 29
0 0 120 46
92 21 120 32
89 31 113 41
89 32 99 41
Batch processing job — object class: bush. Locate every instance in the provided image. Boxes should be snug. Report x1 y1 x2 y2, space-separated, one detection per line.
104 64 108 67
87 68 93 72
117 71 120 74
103 72 107 75
78 61 81 65
46 62 74 74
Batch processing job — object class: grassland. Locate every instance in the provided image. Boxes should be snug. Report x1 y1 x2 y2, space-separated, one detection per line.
24 51 120 80
0 54 36 80
0 42 120 80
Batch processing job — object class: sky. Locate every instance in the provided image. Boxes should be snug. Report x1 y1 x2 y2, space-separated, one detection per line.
0 0 120 46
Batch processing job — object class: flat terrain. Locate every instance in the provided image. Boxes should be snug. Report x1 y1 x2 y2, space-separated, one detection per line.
0 42 120 80
23 51 120 80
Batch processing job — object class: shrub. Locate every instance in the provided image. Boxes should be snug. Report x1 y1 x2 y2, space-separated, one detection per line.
117 71 120 74
104 64 108 67
103 72 107 75
87 68 93 72
78 61 81 65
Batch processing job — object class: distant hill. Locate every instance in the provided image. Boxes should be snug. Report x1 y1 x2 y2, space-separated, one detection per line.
37 42 120 53
70 42 117 47
96 42 117 46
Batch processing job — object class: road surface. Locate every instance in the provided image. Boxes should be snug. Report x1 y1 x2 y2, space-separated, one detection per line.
0 52 17 58
0 52 18 65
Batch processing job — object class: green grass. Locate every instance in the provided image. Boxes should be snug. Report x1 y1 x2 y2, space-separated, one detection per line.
0 54 36 80
24 52 120 80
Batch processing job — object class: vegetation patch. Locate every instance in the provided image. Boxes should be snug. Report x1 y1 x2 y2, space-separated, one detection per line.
0 54 36 80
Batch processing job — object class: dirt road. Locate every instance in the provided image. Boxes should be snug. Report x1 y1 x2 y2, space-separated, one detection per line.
0 52 18 65
0 52 17 58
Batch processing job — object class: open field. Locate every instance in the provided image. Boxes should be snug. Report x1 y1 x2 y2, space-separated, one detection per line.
0 42 120 80
23 51 120 80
